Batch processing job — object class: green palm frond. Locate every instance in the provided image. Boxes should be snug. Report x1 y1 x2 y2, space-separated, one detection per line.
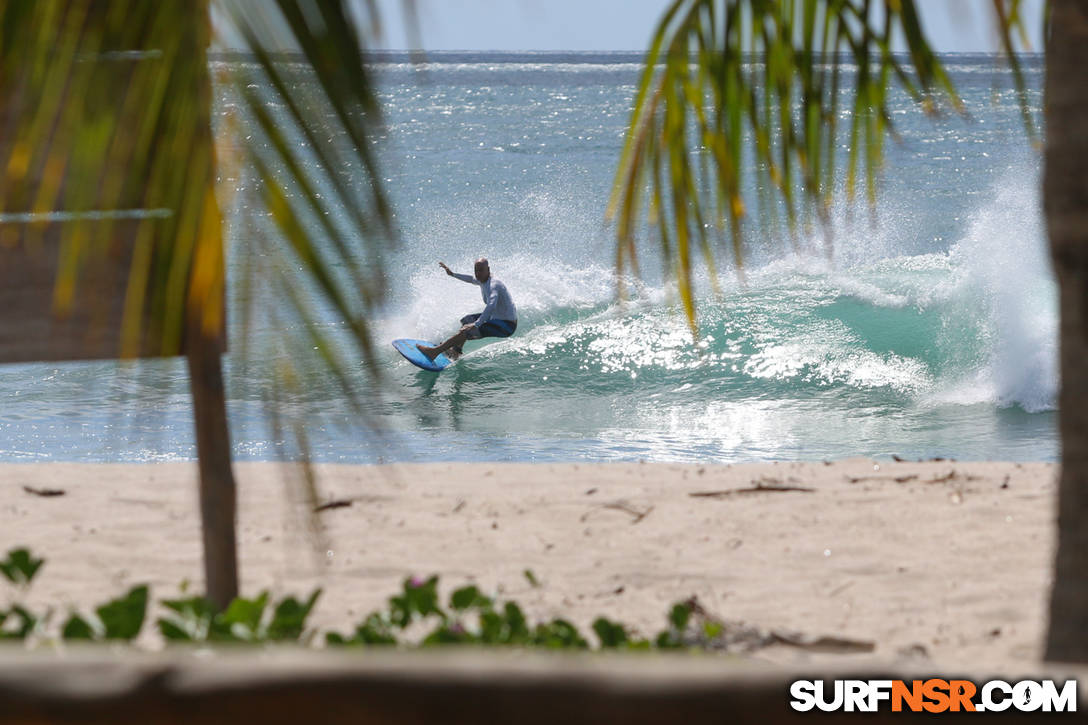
0 0 223 359
990 0 1039 142
1 1 402 577
1 0 396 437
611 0 1035 336
221 0 393 384
1 0 397 398
211 0 403 537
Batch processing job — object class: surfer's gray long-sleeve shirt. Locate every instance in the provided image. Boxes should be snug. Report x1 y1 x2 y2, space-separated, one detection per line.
451 272 518 326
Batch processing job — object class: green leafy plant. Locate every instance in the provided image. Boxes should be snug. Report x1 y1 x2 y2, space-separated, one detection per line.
449 584 492 612
327 575 673 651
61 586 149 642
0 548 44 587
157 589 321 643
2 548 726 652
591 617 627 649
388 576 443 628
325 612 398 647
0 548 46 641
0 605 39 641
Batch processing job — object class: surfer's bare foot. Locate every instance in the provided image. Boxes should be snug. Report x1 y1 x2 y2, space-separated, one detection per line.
417 344 438 360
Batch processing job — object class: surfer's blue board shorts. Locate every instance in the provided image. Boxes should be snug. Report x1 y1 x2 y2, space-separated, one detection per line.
460 313 517 339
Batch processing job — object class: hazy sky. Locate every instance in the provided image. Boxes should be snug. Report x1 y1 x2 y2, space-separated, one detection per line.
368 0 1045 53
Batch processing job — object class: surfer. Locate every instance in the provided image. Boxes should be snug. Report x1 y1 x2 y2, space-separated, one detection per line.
419 257 518 361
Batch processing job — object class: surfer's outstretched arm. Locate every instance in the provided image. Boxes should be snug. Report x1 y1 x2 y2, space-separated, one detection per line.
439 262 477 285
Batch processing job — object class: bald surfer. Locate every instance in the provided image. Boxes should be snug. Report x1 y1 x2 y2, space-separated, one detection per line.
419 257 518 361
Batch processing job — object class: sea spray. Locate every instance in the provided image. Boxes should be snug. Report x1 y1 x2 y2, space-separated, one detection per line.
934 169 1057 412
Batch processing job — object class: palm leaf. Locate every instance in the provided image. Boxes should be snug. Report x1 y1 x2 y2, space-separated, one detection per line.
609 0 973 335
207 0 404 534
1 1 401 571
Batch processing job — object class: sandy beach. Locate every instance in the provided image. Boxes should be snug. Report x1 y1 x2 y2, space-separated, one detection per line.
3 460 1055 666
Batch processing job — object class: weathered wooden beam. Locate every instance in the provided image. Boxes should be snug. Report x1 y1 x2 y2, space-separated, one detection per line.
0 651 1083 724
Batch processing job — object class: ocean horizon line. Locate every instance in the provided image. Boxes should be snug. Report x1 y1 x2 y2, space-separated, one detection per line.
208 49 1045 65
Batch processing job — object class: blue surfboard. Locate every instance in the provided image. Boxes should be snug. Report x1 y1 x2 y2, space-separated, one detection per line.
392 338 453 372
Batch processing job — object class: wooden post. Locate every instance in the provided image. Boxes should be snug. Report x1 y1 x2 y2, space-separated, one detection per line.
188 329 239 610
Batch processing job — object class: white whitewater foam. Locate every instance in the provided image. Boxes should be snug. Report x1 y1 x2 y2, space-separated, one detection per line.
935 170 1057 412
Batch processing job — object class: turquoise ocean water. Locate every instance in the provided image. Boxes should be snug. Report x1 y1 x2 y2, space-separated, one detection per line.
0 52 1057 463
